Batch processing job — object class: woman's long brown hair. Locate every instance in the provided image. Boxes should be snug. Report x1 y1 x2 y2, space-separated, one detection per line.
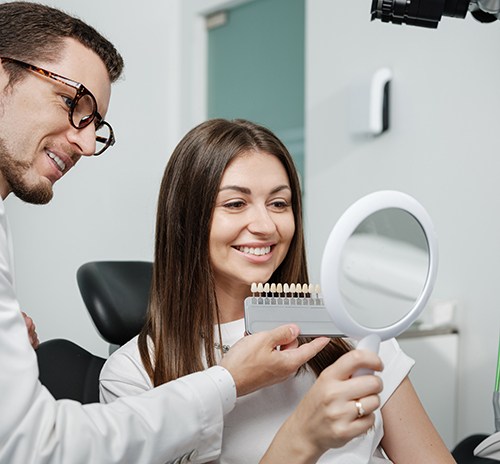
138 119 351 386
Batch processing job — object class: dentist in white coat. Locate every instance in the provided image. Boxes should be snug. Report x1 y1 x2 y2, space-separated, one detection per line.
0 2 328 463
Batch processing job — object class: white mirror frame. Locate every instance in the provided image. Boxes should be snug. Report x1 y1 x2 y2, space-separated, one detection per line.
320 190 439 340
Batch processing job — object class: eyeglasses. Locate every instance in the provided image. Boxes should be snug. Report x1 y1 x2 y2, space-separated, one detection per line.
1 57 115 156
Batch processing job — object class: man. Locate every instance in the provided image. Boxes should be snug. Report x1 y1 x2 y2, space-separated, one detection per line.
0 2 329 462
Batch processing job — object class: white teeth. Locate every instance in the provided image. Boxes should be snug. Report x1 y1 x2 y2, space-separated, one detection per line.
237 246 271 256
47 151 66 171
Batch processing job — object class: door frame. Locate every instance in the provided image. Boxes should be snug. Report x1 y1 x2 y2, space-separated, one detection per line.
176 0 254 136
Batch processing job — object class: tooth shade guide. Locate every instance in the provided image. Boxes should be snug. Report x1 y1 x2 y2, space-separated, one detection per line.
244 286 342 336
247 282 323 307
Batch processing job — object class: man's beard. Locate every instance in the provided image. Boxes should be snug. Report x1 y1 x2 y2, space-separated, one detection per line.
0 137 53 205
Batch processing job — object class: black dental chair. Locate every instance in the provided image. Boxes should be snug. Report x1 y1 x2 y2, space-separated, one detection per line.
36 261 153 404
452 434 497 463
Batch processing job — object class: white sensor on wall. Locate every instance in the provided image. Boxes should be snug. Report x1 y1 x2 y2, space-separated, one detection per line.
350 67 392 137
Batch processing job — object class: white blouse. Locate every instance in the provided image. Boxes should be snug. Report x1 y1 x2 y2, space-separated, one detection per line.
100 318 414 463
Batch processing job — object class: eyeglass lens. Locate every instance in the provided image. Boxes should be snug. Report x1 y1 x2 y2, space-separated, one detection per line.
72 93 96 128
72 93 113 155
95 123 112 155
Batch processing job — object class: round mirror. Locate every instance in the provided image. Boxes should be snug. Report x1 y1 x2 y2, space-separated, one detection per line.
321 191 438 341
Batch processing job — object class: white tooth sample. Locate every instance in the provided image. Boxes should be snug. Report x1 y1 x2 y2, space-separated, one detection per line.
283 283 290 294
263 283 270 293
289 283 296 294
251 282 257 293
276 283 283 294
257 282 264 293
270 283 277 293
296 283 302 294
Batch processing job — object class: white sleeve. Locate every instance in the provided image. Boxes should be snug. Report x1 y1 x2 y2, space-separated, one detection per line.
0 201 236 464
100 337 236 415
377 338 415 406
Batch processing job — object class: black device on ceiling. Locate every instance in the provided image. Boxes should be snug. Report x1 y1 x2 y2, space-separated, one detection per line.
370 0 500 28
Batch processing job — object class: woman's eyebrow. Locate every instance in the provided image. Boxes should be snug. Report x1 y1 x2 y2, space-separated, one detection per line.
270 185 291 194
218 185 291 194
219 185 251 194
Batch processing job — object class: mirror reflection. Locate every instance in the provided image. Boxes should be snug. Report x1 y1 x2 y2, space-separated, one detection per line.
338 207 430 329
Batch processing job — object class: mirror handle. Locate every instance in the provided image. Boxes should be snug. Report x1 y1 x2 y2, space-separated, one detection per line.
352 334 381 377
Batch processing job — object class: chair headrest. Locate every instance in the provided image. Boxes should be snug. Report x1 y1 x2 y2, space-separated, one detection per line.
77 261 153 346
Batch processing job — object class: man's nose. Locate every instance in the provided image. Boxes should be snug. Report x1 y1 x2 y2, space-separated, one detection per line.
66 124 96 157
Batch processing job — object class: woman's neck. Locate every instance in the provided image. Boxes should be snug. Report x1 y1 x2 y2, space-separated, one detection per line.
215 282 250 323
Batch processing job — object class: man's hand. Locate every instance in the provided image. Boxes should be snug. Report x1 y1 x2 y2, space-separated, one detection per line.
22 312 39 350
219 324 329 397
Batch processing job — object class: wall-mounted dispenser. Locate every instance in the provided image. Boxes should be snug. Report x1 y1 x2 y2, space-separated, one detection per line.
350 67 392 137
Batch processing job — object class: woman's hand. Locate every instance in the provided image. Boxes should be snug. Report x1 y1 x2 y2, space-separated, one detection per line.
260 348 384 464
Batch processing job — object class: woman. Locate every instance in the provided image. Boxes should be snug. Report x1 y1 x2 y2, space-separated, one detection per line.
100 119 454 463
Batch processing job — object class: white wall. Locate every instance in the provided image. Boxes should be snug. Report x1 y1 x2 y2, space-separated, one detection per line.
305 0 500 444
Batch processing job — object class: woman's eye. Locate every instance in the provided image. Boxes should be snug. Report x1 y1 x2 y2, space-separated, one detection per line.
269 200 290 209
223 200 245 209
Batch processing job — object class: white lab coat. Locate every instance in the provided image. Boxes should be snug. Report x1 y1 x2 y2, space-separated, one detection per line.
0 198 236 464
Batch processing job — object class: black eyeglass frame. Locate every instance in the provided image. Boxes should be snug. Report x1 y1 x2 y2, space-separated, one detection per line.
0 57 115 156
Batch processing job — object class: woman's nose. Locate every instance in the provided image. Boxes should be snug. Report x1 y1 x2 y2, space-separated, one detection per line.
247 207 277 235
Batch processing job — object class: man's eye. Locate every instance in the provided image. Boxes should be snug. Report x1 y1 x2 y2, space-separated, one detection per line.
61 96 74 109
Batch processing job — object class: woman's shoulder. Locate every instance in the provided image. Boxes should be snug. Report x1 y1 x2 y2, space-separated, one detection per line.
110 334 142 359
379 337 413 365
99 335 154 402
377 337 415 406
100 335 148 381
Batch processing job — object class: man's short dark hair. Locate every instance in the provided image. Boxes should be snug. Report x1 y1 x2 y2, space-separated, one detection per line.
0 1 124 84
